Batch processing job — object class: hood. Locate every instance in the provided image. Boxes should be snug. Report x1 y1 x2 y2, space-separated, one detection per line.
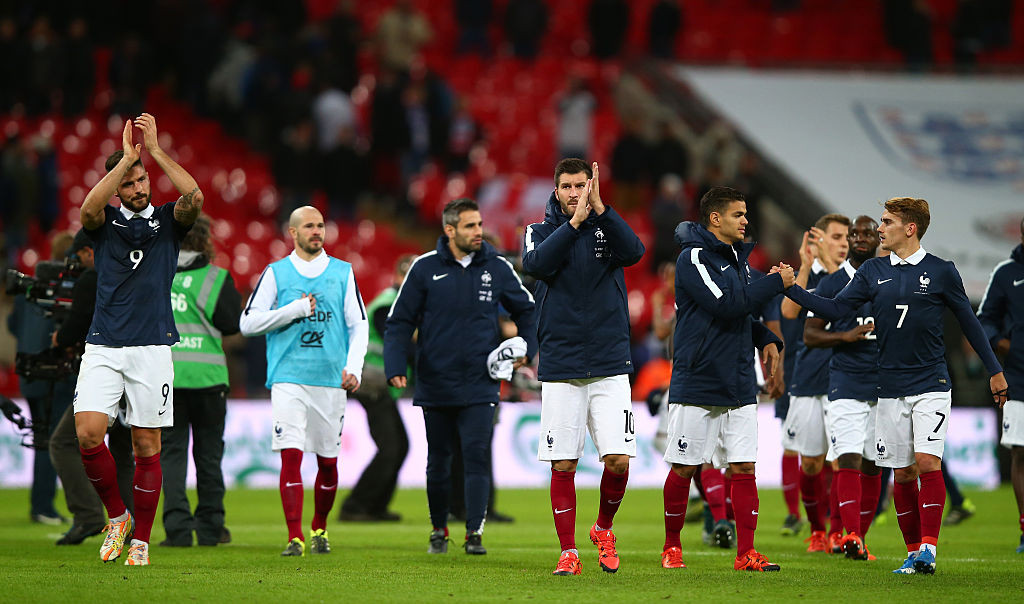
176 250 209 272
544 190 598 227
673 221 754 265
1012 243 1024 264
435 234 498 265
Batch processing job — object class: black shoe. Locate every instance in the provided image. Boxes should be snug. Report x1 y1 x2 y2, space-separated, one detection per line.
464 533 486 555
428 529 448 554
373 510 402 522
713 519 735 549
198 527 230 546
55 523 105 546
487 510 515 523
159 537 193 547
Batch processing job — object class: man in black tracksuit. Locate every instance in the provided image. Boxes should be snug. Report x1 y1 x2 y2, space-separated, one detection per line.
384 198 536 556
660 186 793 572
521 159 645 576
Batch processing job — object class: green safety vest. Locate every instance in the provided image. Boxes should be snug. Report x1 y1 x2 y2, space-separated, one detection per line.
170 264 229 389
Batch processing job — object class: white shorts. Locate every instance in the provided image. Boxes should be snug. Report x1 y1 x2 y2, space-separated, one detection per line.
1001 400 1024 449
538 375 635 461
271 383 347 457
74 344 174 429
828 398 877 459
663 404 757 467
874 391 951 468
781 394 829 457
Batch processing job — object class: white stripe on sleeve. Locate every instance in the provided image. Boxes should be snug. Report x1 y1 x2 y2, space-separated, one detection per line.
691 248 723 299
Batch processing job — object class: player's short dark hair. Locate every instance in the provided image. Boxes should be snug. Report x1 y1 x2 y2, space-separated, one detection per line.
814 213 851 232
884 197 931 239
699 186 745 227
181 214 214 257
442 198 479 228
104 150 143 173
554 158 592 186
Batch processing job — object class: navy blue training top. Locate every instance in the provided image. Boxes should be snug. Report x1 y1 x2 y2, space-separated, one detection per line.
813 262 879 401
786 248 1002 398
788 265 831 397
85 202 191 346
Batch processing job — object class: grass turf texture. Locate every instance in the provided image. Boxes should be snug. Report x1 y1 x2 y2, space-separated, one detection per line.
2 486 1020 602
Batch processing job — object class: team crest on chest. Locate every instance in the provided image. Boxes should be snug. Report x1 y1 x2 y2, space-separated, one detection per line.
917 272 930 294
594 227 609 259
478 270 493 302
149 218 160 231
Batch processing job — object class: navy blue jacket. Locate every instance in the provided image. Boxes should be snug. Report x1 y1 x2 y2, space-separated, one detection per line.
977 244 1024 400
786 248 1001 398
384 237 537 407
521 192 645 381
669 222 784 407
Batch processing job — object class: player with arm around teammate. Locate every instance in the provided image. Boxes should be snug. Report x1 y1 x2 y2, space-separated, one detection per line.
74 114 203 565
780 197 1007 575
240 206 368 557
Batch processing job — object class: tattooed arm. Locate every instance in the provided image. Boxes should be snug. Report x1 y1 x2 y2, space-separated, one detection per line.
134 113 204 225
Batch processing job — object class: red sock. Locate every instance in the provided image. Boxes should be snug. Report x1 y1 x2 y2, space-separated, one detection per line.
730 473 759 556
550 469 576 551
596 467 628 529
131 453 162 543
800 470 825 532
822 463 834 500
918 470 946 547
700 468 727 522
781 454 801 516
1019 513 1024 535
80 443 127 519
724 474 735 521
859 472 882 538
280 449 304 541
834 468 862 535
312 456 338 532
893 480 922 551
828 473 842 535
663 470 690 550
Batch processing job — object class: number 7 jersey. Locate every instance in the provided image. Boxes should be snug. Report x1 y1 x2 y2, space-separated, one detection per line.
84 202 190 346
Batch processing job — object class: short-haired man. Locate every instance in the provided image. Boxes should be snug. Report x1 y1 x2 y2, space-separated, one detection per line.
780 213 851 553
802 215 884 559
522 159 645 576
976 216 1024 554
240 206 368 557
780 197 1007 574
74 114 204 565
385 198 536 555
661 186 792 572
161 214 241 547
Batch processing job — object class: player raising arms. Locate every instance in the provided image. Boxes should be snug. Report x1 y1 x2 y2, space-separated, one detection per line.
779 197 1007 575
75 114 203 565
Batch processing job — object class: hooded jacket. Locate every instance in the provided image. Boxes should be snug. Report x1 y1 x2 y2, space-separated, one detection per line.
384 236 537 406
521 192 645 381
670 222 784 406
977 243 1024 400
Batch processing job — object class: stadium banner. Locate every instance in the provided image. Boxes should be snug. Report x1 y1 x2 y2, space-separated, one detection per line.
0 399 1000 488
680 68 1024 300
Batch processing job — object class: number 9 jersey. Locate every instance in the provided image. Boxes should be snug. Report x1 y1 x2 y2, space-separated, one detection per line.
84 202 191 346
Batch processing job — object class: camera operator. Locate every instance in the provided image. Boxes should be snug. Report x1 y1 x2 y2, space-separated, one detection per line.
48 230 135 546
6 231 74 526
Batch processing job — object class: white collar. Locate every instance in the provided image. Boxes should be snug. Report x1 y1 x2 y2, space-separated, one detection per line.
119 204 154 220
457 251 474 268
811 258 826 274
289 249 328 267
889 246 927 266
839 259 855 279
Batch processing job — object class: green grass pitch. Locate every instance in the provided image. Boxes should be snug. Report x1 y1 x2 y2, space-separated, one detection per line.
1 486 1020 602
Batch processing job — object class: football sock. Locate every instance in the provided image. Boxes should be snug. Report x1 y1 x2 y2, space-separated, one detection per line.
312 455 338 532
828 475 842 536
662 470 690 550
701 467 727 522
859 472 882 538
131 452 161 543
730 473 759 556
279 448 304 542
781 454 801 517
723 474 735 521
834 468 862 536
80 443 127 520
822 463 834 504
918 470 946 546
893 479 922 551
596 466 628 529
1019 513 1024 535
800 470 825 532
550 469 577 551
